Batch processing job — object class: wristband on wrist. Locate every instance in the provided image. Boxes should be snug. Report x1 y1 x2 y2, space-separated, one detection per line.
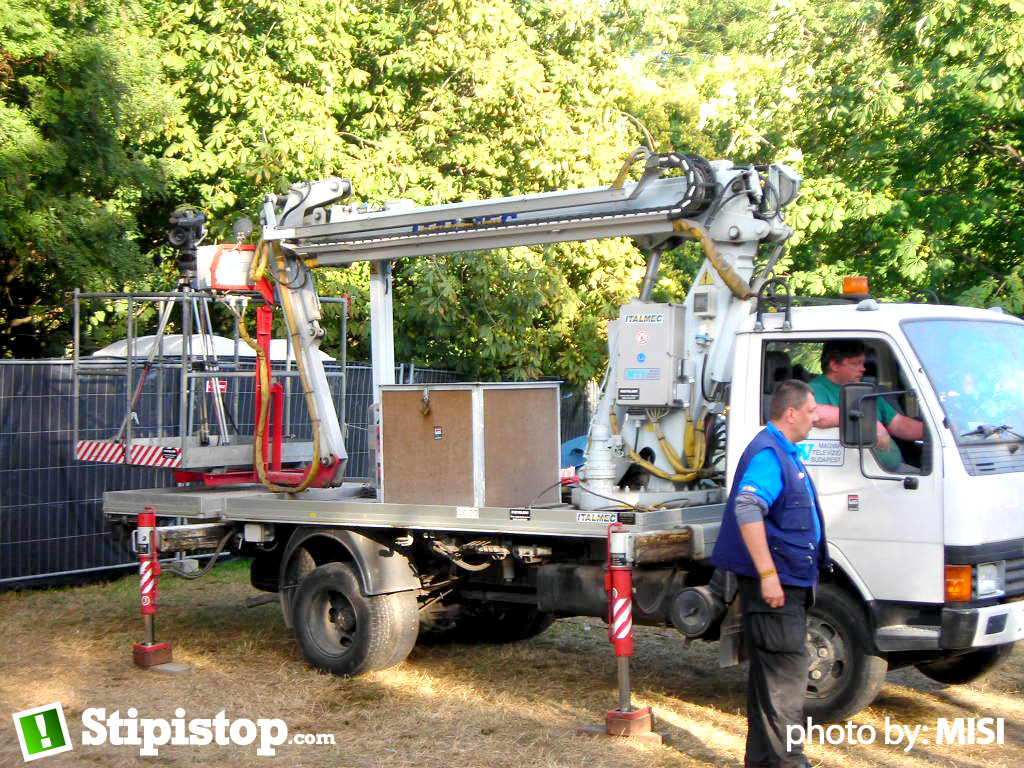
758 568 777 580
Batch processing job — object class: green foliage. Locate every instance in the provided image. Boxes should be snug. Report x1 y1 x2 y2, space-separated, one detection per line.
155 0 654 385
386 239 645 384
0 0 184 356
666 0 1024 307
161 0 633 215
4 0 1022 380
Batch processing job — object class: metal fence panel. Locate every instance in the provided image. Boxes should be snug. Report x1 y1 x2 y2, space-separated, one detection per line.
560 382 598 442
0 360 460 585
0 362 165 584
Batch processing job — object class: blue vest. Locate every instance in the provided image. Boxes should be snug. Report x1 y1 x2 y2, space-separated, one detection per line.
711 428 829 587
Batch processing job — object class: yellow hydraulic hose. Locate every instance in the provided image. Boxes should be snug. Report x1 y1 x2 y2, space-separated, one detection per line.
230 240 323 493
639 409 687 473
247 239 270 284
647 411 707 476
269 241 325 491
610 146 652 189
674 221 753 300
609 411 705 483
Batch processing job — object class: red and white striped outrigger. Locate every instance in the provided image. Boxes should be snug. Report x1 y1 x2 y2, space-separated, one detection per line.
132 506 173 667
75 440 182 468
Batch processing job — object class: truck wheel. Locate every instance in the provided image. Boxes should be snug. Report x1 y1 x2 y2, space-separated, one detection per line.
293 562 418 676
804 584 887 723
915 643 1014 685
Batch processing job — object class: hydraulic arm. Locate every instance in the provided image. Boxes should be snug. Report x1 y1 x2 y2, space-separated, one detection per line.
252 150 799 498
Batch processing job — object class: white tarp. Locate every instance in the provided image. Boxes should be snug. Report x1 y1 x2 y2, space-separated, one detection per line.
91 334 335 361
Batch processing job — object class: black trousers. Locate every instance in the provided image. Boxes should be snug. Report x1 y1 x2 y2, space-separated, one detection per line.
739 576 811 768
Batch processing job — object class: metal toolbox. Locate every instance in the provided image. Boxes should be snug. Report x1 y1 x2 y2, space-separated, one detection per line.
380 382 561 508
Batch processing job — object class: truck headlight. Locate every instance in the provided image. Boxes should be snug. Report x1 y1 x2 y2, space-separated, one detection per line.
976 561 1005 598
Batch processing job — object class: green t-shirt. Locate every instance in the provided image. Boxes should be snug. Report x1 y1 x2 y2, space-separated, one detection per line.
809 375 903 470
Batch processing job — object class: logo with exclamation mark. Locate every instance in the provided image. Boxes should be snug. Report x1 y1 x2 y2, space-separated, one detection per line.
12 702 72 761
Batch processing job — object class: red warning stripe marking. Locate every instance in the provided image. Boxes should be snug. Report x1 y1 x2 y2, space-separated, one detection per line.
611 596 632 639
76 440 182 468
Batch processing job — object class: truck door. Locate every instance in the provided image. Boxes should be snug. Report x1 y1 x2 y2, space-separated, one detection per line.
757 336 944 603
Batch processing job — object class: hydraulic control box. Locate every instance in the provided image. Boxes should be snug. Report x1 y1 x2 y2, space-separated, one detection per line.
615 301 687 407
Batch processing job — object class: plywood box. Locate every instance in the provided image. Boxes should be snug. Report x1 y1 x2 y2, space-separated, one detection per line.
380 382 561 508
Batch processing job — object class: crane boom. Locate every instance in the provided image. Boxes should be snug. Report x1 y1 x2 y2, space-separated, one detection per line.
203 149 800 496
260 153 794 266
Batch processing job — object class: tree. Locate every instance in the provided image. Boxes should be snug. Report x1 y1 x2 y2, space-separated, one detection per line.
664 0 1024 306
156 0 665 385
0 0 185 357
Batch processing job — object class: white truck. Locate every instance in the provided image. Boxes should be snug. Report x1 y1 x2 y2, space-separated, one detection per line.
85 149 1024 723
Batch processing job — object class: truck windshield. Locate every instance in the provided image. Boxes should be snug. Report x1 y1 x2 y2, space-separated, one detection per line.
903 318 1024 441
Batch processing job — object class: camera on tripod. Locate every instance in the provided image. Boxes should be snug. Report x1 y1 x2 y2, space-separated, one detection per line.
167 208 207 278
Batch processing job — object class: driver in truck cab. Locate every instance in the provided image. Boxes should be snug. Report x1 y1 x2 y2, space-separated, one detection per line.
809 340 925 470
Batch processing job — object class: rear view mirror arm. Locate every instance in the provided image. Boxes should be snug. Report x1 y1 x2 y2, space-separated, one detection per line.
850 389 917 487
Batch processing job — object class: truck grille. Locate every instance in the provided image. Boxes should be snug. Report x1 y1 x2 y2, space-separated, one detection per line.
1004 556 1024 599
959 443 1024 476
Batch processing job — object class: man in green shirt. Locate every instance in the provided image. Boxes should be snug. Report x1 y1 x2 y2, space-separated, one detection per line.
809 340 925 471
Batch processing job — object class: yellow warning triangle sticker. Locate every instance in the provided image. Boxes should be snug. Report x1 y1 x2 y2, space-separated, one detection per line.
699 270 714 286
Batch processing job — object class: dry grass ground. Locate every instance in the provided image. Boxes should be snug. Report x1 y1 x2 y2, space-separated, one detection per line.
2 560 1022 767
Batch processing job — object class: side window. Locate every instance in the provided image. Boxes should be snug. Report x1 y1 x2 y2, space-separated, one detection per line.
760 340 822 424
761 339 931 474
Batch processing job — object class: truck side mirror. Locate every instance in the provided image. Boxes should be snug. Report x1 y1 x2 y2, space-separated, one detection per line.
840 382 878 448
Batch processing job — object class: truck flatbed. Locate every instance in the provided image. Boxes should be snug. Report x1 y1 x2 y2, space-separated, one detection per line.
103 485 724 554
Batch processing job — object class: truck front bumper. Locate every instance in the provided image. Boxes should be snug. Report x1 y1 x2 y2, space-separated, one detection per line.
941 601 1024 649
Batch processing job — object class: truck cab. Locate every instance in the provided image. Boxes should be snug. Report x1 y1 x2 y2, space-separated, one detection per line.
728 300 1024 715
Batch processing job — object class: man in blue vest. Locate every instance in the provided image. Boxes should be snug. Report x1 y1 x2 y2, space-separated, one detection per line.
712 379 828 768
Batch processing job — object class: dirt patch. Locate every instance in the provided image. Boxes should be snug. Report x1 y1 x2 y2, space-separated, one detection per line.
1 560 1020 767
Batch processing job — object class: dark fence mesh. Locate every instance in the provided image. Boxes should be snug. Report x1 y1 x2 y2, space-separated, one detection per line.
0 360 458 585
560 386 596 441
0 362 164 583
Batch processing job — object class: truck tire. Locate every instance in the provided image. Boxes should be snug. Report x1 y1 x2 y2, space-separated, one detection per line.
915 642 1014 685
293 562 418 676
804 584 887 723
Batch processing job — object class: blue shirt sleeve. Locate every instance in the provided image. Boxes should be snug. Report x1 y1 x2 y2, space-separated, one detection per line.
735 448 784 506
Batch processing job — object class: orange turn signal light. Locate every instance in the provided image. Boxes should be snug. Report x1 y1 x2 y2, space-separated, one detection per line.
843 276 869 295
945 565 972 602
